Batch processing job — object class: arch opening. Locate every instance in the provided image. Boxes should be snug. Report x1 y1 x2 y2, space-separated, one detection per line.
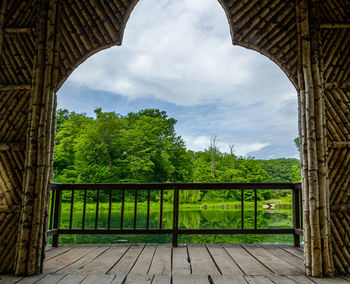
52 0 302 246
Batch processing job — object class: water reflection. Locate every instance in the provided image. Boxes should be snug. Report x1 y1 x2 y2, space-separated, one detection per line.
56 207 295 245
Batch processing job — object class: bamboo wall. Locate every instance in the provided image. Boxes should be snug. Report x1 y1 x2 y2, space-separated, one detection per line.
0 0 349 277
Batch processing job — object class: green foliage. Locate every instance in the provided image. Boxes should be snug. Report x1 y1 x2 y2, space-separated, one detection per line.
53 108 301 204
259 158 301 183
294 137 301 154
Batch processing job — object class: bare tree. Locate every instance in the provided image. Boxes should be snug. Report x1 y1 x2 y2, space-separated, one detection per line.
210 135 217 177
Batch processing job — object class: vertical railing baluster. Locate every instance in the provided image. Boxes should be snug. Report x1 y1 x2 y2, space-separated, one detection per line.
172 186 179 247
241 189 244 229
293 184 301 247
95 189 100 230
49 188 55 230
159 189 164 229
146 189 151 229
52 188 62 247
108 189 112 229
254 189 258 229
134 189 138 229
121 189 125 229
82 190 87 229
69 189 75 229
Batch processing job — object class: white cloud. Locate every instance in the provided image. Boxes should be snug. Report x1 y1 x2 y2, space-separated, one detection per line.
182 134 269 157
183 135 211 152
233 143 270 157
60 0 299 159
68 0 260 106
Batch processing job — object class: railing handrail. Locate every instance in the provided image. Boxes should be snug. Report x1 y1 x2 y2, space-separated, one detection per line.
48 182 303 248
51 182 301 190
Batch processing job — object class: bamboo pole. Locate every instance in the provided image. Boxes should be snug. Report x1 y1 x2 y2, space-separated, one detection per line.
297 0 334 276
301 0 323 276
15 0 49 276
0 143 25 151
0 0 7 56
0 85 31 91
311 0 333 275
14 0 60 275
296 0 311 275
325 81 350 90
320 23 350 29
329 141 350 148
34 0 59 273
5 28 34 33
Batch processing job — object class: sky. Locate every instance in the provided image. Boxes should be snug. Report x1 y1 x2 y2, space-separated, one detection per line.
57 0 299 159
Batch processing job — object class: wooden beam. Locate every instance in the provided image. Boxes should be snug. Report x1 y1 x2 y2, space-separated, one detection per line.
320 23 350 29
328 141 350 149
5 27 35 33
0 143 25 151
325 80 350 90
0 84 31 91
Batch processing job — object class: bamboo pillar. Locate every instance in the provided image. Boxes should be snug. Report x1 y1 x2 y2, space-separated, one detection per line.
296 0 334 277
14 0 59 276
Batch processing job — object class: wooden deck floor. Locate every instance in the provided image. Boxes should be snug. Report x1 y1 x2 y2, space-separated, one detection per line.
1 244 349 284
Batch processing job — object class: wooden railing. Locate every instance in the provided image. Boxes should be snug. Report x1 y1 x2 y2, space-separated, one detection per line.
47 182 303 247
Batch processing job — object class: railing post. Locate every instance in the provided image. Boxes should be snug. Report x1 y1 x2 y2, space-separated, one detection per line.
172 186 179 247
52 187 62 247
292 183 301 247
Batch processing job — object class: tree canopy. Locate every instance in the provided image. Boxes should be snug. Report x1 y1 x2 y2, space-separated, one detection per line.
53 108 301 203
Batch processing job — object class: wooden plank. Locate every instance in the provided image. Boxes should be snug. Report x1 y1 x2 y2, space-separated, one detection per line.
285 275 315 284
279 245 304 260
108 244 145 276
148 245 172 275
172 246 191 275
130 244 157 275
16 274 49 284
109 275 128 284
244 276 273 284
309 277 350 284
124 274 153 284
187 245 220 275
58 246 110 274
173 275 210 284
225 245 272 276
45 246 100 273
45 245 56 252
152 275 171 284
206 245 244 275
261 245 305 272
0 275 23 284
35 274 66 284
267 276 297 284
44 246 71 261
81 274 116 284
57 274 88 284
78 245 131 274
242 245 302 276
209 274 247 284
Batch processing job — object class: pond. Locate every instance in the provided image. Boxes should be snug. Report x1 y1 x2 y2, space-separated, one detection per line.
51 204 298 245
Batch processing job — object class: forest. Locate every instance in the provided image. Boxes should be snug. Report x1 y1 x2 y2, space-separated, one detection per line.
53 108 301 203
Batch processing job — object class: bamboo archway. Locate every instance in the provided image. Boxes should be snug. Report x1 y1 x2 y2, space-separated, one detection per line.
0 0 349 277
